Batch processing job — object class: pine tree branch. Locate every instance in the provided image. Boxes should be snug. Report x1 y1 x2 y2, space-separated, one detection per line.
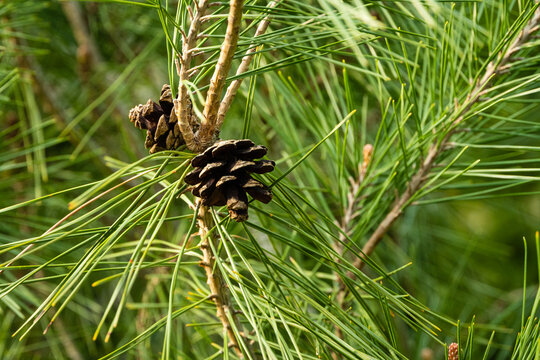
175 0 211 152
334 144 373 276
332 7 540 347
216 0 280 131
197 201 255 358
198 0 244 148
352 4 540 273
332 145 372 355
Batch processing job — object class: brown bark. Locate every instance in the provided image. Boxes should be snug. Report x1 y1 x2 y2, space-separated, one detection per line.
197 202 255 358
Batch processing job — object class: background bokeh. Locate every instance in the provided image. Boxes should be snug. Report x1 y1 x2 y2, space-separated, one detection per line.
1 1 539 359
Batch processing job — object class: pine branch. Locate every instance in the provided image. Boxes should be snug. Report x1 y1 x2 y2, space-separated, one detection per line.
174 0 211 152
175 0 279 153
332 145 372 354
352 5 540 274
334 144 373 279
198 0 244 149
215 0 280 131
197 201 255 358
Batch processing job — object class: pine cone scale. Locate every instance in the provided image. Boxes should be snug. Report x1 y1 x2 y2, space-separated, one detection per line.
154 115 168 140
235 139 255 149
185 168 202 185
236 145 267 160
229 160 256 173
205 189 226 207
245 187 272 204
198 177 216 198
225 185 249 222
241 178 272 203
159 86 173 114
252 160 275 174
212 141 237 159
191 153 211 167
200 161 228 179
216 175 238 188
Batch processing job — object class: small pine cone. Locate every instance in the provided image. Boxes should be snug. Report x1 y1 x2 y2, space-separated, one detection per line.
128 84 186 154
448 343 459 360
185 139 275 222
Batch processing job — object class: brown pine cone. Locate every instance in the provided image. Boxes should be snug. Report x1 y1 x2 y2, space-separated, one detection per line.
128 84 186 154
184 139 275 222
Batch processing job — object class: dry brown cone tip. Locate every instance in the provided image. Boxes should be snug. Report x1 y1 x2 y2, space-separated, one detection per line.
128 84 189 154
185 139 275 222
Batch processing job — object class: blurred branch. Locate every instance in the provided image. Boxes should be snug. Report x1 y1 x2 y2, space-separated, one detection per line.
54 320 84 360
60 2 102 77
137 268 165 359
1 13 105 168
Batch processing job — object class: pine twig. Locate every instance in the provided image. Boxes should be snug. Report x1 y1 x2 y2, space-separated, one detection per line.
175 0 211 152
331 145 372 356
198 0 244 148
197 201 255 358
175 0 278 152
332 172 362 358
352 4 540 273
175 2 276 357
215 1 280 130
334 144 373 266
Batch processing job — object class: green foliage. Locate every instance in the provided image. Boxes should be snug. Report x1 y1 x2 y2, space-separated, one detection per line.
0 0 539 359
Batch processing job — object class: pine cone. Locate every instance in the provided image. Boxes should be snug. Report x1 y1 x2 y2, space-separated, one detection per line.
448 343 459 360
128 84 186 154
185 139 275 222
